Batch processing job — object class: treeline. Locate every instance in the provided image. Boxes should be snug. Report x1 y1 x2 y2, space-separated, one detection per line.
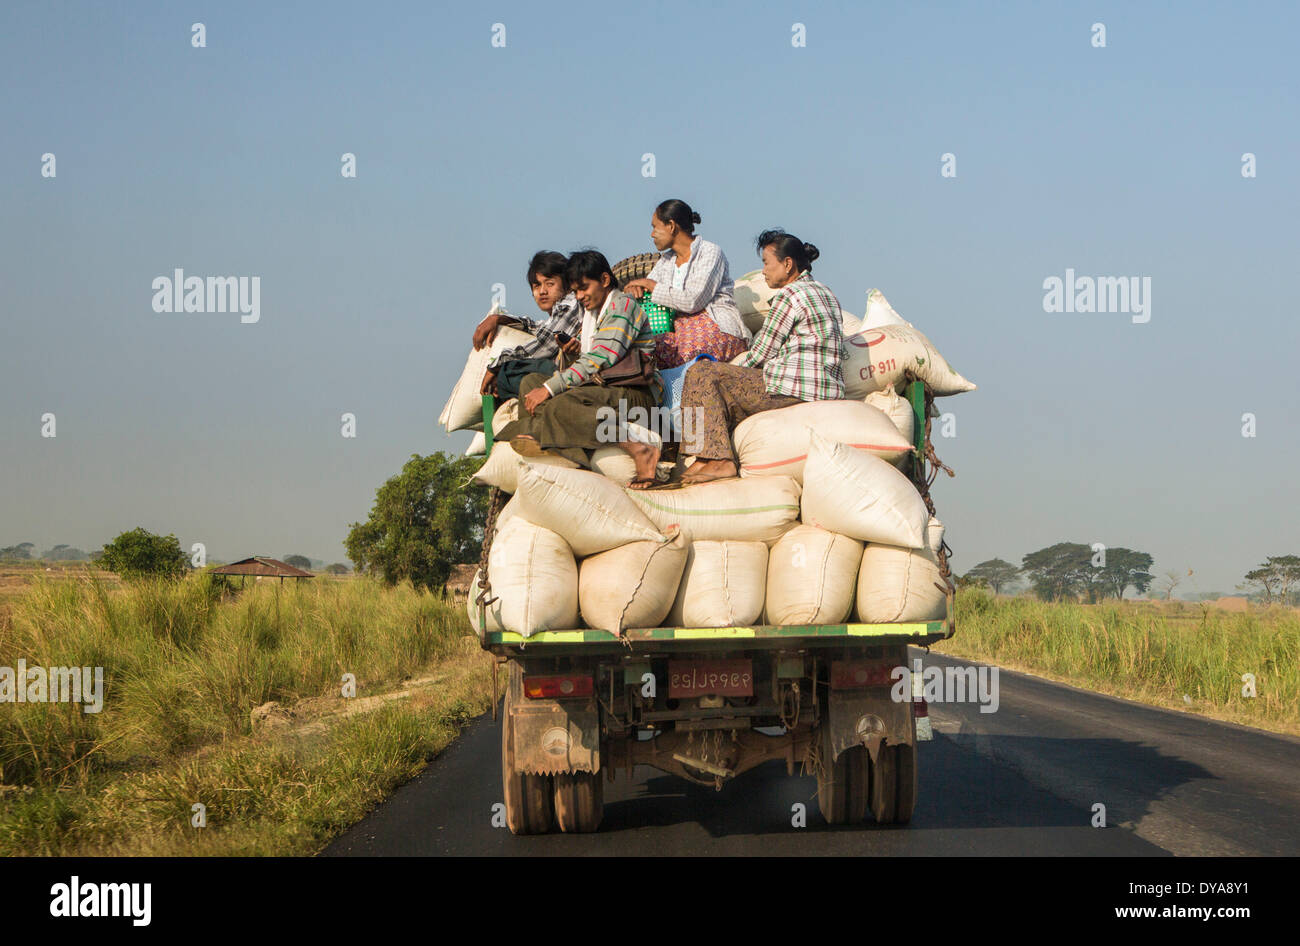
960 543 1300 605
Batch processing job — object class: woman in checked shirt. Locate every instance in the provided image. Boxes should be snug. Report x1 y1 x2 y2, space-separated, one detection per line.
677 229 845 485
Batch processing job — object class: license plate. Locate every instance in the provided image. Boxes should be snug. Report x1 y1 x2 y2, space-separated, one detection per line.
668 659 753 698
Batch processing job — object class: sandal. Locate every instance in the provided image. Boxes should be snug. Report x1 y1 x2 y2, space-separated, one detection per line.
627 477 683 491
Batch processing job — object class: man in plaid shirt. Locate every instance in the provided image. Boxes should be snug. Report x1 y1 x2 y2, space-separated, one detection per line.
680 230 844 484
472 251 585 400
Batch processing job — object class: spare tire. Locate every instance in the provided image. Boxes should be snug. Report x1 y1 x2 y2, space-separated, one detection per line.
612 253 658 290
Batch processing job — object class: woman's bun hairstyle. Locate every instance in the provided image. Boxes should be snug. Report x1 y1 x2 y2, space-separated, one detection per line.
755 229 819 273
655 198 699 236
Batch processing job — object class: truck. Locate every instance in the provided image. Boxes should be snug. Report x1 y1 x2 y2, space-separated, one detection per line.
472 261 955 834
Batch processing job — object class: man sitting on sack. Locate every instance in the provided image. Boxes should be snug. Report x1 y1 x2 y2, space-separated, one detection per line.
676 229 845 485
495 249 666 488
471 250 584 401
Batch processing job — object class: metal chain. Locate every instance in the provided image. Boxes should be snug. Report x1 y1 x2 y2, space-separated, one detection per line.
474 486 507 614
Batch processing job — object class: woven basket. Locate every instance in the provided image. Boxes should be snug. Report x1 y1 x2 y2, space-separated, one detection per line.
640 292 675 335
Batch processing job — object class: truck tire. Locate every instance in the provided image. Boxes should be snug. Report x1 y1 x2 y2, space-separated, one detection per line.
868 744 898 825
611 253 658 290
894 743 918 824
815 725 868 825
501 672 554 835
552 772 604 833
870 742 918 825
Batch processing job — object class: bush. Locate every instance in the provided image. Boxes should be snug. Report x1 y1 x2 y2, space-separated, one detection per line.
98 528 189 582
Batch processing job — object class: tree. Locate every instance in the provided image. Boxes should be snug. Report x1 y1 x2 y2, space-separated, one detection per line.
1242 555 1300 605
42 545 88 561
325 563 350 575
0 543 36 561
1154 568 1191 601
964 559 1021 595
345 453 488 592
1021 543 1093 601
1094 547 1154 600
282 554 313 570
98 528 189 581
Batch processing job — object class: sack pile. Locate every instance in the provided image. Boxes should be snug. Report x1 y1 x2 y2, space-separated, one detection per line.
450 288 973 637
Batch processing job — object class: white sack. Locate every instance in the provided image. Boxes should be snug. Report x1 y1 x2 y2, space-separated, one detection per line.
625 475 800 545
516 464 664 557
734 400 912 483
842 323 976 399
666 540 769 628
864 388 915 469
861 289 913 329
856 517 948 623
764 525 862 625
439 326 535 432
486 517 578 636
578 527 687 633
473 444 580 494
801 431 928 548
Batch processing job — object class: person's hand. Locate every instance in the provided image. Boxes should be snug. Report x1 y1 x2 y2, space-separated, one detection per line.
523 385 552 416
479 369 497 396
559 336 581 357
623 278 656 298
472 313 501 350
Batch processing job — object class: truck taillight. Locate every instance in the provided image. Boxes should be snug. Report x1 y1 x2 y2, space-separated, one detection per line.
523 674 593 700
830 660 894 689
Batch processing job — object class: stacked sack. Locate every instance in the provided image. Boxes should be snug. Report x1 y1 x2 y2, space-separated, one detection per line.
454 287 973 635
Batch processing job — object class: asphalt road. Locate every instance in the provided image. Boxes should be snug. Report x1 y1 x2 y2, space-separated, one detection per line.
323 651 1300 856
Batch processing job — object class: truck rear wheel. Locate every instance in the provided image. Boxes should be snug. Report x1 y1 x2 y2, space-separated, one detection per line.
815 725 869 825
501 675 554 835
869 743 918 825
552 772 604 833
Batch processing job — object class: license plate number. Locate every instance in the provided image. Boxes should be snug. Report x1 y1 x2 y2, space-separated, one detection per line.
668 659 753 698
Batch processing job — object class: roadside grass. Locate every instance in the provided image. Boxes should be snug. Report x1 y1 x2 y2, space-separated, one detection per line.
936 589 1300 736
0 574 495 855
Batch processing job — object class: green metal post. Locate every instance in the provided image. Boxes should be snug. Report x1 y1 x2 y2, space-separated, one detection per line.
907 380 926 484
482 394 496 457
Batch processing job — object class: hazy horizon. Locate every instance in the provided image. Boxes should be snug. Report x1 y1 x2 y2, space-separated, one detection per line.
3 1 1297 596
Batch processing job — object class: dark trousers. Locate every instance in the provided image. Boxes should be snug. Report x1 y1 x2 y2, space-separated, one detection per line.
495 358 558 400
496 373 658 467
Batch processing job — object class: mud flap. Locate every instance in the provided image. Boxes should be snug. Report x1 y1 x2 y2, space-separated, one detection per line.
506 669 600 776
826 688 914 764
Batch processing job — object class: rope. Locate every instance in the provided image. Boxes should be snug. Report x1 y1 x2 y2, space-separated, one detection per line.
902 371 956 598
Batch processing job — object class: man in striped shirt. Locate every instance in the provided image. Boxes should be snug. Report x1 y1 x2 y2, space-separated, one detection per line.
680 230 844 484
496 250 665 485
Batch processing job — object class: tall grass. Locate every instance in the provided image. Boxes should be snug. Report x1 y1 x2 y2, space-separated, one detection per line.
0 573 474 788
942 589 1300 732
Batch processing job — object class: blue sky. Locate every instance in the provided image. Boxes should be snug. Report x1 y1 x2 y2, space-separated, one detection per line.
2 1 1297 594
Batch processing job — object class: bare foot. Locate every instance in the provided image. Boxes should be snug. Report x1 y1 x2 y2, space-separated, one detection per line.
621 439 662 489
681 457 737 484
